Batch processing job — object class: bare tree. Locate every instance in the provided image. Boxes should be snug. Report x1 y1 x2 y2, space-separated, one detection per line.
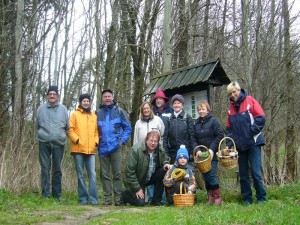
13 0 25 148
163 0 172 72
282 0 296 181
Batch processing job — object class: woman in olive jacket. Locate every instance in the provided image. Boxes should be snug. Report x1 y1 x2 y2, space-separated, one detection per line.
193 100 224 205
68 94 99 205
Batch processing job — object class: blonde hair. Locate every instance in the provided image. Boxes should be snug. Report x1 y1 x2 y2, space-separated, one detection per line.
139 102 154 119
197 100 211 112
227 81 241 95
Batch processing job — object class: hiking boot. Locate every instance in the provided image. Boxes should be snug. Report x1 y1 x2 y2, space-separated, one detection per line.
206 190 214 205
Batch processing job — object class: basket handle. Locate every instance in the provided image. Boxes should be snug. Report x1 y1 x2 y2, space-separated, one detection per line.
179 182 187 194
193 145 209 157
218 137 237 155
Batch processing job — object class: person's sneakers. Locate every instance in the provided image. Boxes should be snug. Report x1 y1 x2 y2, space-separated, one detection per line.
257 200 266 205
54 197 63 202
91 201 98 206
80 202 88 205
244 201 252 206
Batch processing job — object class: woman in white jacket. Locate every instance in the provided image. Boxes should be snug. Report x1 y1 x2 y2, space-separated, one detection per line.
134 102 165 145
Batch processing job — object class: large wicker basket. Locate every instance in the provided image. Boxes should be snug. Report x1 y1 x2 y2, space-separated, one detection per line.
216 137 238 169
193 145 212 173
173 182 195 207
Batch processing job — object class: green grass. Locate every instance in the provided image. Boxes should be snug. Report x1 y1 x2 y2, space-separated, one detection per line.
0 190 85 224
0 183 299 225
86 183 300 225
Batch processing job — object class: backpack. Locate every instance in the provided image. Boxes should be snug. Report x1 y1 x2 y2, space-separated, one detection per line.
169 112 188 126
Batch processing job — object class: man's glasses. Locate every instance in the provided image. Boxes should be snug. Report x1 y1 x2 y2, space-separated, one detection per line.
48 93 57 96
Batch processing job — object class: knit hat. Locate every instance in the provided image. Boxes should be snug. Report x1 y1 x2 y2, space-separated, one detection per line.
151 88 168 104
47 86 59 95
176 145 189 161
79 93 91 103
101 89 113 95
171 94 184 105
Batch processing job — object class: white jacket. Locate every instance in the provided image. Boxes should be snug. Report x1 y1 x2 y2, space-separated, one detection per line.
133 115 165 145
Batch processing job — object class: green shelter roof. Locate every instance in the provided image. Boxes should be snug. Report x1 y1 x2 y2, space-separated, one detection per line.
143 58 230 96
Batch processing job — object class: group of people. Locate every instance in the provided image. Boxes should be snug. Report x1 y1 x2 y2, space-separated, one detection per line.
36 81 267 207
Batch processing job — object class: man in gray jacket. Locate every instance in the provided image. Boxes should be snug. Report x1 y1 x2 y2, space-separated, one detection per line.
36 86 69 200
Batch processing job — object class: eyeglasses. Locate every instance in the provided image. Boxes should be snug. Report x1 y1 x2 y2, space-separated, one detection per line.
147 139 158 144
48 93 57 96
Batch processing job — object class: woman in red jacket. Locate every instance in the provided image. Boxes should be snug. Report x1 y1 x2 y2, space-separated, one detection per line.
68 94 99 205
226 82 267 206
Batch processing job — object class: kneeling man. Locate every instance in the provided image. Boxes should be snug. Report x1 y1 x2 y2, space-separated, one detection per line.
122 130 170 206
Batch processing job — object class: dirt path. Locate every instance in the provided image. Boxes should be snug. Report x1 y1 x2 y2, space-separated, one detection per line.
39 206 146 225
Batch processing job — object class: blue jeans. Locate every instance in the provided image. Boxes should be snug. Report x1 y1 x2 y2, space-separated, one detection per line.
73 154 98 204
146 185 154 202
238 145 266 203
39 142 64 198
202 160 220 190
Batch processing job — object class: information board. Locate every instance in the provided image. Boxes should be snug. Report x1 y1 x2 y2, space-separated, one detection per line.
182 90 207 119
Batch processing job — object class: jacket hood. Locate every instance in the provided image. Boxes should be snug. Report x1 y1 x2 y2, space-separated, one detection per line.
230 89 247 113
230 89 247 104
151 88 169 105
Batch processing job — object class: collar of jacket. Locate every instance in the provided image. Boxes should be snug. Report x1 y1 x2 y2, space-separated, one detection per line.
174 161 188 169
77 106 91 113
195 112 212 124
46 102 59 108
99 99 117 109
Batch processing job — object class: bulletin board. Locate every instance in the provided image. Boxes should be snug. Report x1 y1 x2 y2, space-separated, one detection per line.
182 90 208 119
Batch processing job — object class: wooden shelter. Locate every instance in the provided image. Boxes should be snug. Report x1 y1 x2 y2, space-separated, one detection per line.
143 58 231 119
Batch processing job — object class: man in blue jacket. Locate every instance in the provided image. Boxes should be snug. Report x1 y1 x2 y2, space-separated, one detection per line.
97 89 132 206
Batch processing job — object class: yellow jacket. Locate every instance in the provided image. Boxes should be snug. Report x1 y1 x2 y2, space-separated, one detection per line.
68 107 99 154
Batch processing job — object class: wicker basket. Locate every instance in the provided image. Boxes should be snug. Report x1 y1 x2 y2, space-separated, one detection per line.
216 137 238 169
193 145 212 173
173 182 195 207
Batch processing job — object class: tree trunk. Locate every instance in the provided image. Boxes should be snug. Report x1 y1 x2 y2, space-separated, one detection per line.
13 0 24 150
163 0 172 72
282 0 296 182
202 0 210 60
